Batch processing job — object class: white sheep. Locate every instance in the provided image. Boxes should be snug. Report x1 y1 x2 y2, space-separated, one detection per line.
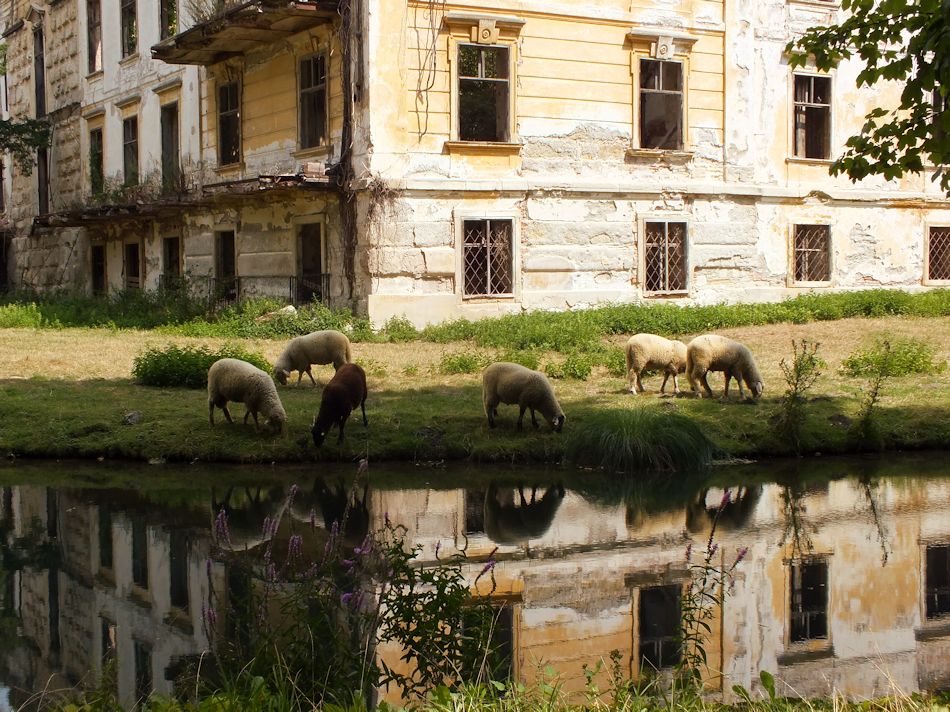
686 334 764 400
624 333 688 395
208 358 287 433
482 362 566 432
273 330 353 386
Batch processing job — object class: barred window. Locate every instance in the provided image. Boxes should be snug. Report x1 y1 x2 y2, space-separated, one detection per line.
926 545 950 619
789 558 828 642
463 219 513 297
639 585 681 671
644 221 688 293
299 54 327 149
640 59 683 150
794 224 831 282
793 74 831 159
928 227 950 281
458 44 510 142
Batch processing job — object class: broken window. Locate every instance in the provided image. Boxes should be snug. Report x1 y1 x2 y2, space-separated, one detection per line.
89 127 104 195
216 230 237 302
928 227 950 281
169 530 190 611
462 219 513 297
458 44 510 142
160 102 180 192
125 241 141 289
926 545 950 619
131 518 148 588
639 584 681 671
789 557 828 642
639 59 683 150
34 27 46 117
121 0 137 58
87 0 102 73
299 54 327 149
123 116 138 186
794 74 832 159
218 81 241 166
794 224 831 282
91 244 107 295
133 639 152 702
160 0 177 40
644 221 688 293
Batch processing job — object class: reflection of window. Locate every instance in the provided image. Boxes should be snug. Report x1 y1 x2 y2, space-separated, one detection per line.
462 219 513 297
100 617 116 662
34 27 46 117
638 584 681 670
927 227 950 282
639 59 683 150
793 74 831 159
461 603 514 682
926 545 950 619
169 530 189 611
789 558 828 641
123 116 139 185
133 639 152 701
98 506 113 569
87 0 102 73
132 519 149 589
218 81 241 166
793 224 831 283
299 55 327 149
644 221 688 293
121 0 137 57
464 489 486 534
458 44 509 142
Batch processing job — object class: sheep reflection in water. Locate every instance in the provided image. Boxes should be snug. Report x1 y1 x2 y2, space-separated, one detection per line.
483 482 566 545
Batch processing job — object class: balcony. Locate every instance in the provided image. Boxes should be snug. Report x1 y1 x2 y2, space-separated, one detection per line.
152 0 340 66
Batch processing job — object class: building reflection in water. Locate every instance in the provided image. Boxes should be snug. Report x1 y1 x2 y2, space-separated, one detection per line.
2 467 950 707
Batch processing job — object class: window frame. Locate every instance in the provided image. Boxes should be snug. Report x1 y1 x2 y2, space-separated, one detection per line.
87 0 102 74
789 223 834 287
160 0 177 40
636 583 683 673
215 228 238 302
456 42 512 144
122 115 139 186
456 215 519 301
636 58 686 151
639 217 690 296
160 101 181 193
785 556 831 647
89 125 104 196
124 239 143 290
791 71 833 161
298 53 328 151
217 80 242 167
33 26 46 117
120 0 137 58
924 224 950 285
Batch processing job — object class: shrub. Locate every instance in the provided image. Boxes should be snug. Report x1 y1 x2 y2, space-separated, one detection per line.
499 349 541 370
775 340 824 455
439 351 490 375
544 352 593 380
841 335 945 377
0 302 55 328
380 316 419 343
131 343 271 388
599 345 628 378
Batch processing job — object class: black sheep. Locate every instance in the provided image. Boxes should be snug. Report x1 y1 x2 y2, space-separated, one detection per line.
311 363 368 446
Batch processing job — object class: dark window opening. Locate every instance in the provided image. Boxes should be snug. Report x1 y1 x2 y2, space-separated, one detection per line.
644 221 688 293
37 147 49 215
928 227 950 281
926 545 950 619
458 44 509 142
462 219 513 297
160 0 177 40
160 103 180 193
299 55 327 149
100 618 116 663
0 161 5 211
124 242 141 289
169 530 190 611
639 584 681 671
133 639 152 702
123 116 138 186
34 27 46 117
790 558 828 642
794 224 831 282
98 506 113 569
639 59 683 150
88 0 102 73
131 519 148 589
89 127 104 195
298 223 325 304
794 74 831 159
218 82 241 166
215 230 237 302
461 603 514 682
162 236 181 286
121 0 137 58
464 489 486 535
91 244 107 295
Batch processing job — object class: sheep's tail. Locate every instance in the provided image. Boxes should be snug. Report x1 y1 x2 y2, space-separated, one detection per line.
345 339 353 364
685 348 696 392
624 343 633 373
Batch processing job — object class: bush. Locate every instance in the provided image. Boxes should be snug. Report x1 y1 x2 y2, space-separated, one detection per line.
599 345 628 378
0 302 55 328
380 316 419 343
439 351 490 375
841 335 945 377
499 349 541 370
544 352 594 380
132 344 271 388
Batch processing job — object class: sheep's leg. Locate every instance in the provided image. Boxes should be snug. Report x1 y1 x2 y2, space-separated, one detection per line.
699 372 714 398
221 404 233 424
208 401 215 426
531 409 540 429
660 373 671 394
305 368 318 387
627 368 636 393
517 405 527 430
723 373 732 399
518 486 527 507
337 416 347 445
671 373 680 394
736 377 746 399
486 398 498 428
636 372 645 394
245 409 260 431
360 395 368 426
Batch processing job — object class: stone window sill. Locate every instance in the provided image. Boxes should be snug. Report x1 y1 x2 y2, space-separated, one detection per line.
86 70 104 82
915 620 950 640
788 280 833 288
215 161 245 174
462 294 516 301
626 148 693 163
295 145 331 159
643 290 689 298
786 156 835 166
923 278 950 287
445 141 523 156
119 53 140 67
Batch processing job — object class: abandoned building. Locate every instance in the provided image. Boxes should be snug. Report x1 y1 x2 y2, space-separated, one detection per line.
2 0 950 326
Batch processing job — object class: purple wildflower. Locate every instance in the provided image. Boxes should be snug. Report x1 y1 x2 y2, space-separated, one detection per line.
685 542 692 562
709 543 719 556
202 605 217 627
330 520 340 537
266 562 277 582
205 558 213 578
342 558 355 570
341 592 354 605
269 517 279 537
288 534 303 558
720 490 732 507
479 560 496 576
733 546 749 567
214 508 230 545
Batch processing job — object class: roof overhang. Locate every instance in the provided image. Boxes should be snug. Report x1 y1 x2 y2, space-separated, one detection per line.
151 0 340 66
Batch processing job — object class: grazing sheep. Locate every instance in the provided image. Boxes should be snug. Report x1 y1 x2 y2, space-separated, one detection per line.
208 358 287 433
482 362 565 432
273 330 353 387
624 333 688 395
311 363 368 446
686 334 764 400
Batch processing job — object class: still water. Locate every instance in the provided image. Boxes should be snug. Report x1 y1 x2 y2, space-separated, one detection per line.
1 454 950 709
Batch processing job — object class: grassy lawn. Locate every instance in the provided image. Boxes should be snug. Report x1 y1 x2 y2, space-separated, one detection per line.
2 315 949 464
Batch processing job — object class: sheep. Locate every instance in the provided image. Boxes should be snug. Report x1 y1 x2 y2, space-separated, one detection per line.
207 358 287 433
311 363 368 446
624 333 688 395
686 334 764 400
273 330 353 387
482 362 565 432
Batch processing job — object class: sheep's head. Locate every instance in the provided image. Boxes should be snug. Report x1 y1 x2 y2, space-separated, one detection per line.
311 421 327 447
552 414 565 433
266 414 287 435
750 380 764 399
273 368 290 385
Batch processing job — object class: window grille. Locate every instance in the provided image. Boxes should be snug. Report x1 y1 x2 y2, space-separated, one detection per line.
926 545 950 619
794 224 831 282
463 219 513 297
458 44 510 142
793 75 831 159
639 59 683 150
644 221 688 293
928 227 950 281
789 558 828 642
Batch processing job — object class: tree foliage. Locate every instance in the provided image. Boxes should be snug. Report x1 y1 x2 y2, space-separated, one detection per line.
787 0 950 190
0 117 51 174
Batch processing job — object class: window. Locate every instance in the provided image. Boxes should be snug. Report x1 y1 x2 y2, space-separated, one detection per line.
133 639 152 702
100 617 116 663
793 74 831 159
91 244 107 295
37 147 49 214
121 0 137 57
89 127 104 195
639 584 681 671
131 518 148 589
160 103 180 192
160 0 177 40
297 223 325 304
34 27 46 117
215 230 237 302
789 558 828 642
123 116 138 185
299 55 327 149
927 227 950 281
461 603 514 682
125 242 141 289
98 506 113 569
169 530 189 611
644 221 688 293
458 44 509 142
0 162 5 211
162 236 181 284
464 489 487 534
639 59 683 150
462 219 513 297
87 0 102 73
793 224 831 283
926 545 950 619
218 82 241 166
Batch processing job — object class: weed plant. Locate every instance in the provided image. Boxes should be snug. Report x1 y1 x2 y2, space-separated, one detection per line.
131 344 271 388
440 351 491 375
841 335 945 377
775 340 824 455
544 352 594 380
848 341 893 452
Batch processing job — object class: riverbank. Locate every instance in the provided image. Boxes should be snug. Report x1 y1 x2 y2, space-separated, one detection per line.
2 315 949 464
